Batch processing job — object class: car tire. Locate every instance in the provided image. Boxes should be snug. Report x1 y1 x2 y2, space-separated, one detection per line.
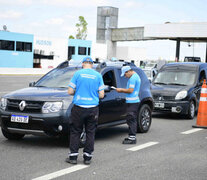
187 101 195 119
1 128 25 140
137 104 152 133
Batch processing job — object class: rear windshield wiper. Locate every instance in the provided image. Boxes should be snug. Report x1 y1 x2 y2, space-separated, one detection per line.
154 82 167 85
35 85 46 87
58 87 68 88
167 83 186 86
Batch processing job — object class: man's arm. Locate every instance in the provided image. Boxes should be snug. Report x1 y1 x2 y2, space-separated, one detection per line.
68 87 75 95
116 88 134 94
99 90 104 98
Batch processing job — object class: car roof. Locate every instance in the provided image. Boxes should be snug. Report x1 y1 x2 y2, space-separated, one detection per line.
165 62 206 67
161 62 207 72
56 60 136 71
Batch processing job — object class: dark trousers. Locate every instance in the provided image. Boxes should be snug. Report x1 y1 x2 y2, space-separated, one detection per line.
69 105 99 155
126 103 139 137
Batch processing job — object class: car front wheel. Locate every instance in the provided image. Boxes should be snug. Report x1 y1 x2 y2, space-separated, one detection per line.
137 104 152 133
187 101 195 119
1 128 25 140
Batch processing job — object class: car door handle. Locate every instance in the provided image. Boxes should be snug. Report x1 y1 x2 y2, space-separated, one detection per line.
116 97 122 101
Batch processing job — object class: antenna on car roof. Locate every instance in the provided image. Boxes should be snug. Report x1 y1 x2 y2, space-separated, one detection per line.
96 62 106 70
123 61 136 67
56 61 69 68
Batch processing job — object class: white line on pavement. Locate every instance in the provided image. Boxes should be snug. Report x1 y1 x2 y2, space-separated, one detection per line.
0 91 11 94
181 128 203 135
32 165 88 180
126 141 159 151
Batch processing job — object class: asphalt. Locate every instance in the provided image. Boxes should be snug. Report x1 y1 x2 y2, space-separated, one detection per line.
0 75 206 180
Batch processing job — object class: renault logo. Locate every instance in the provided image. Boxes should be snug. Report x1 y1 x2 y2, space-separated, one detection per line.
158 96 163 101
19 101 26 111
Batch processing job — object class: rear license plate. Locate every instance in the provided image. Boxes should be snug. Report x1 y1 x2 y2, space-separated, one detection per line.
154 102 165 108
11 115 29 123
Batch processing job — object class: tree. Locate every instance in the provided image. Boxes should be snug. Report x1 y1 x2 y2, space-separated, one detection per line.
75 16 88 40
68 16 88 40
69 35 75 39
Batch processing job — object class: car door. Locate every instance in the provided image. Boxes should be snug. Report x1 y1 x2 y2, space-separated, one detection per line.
195 69 207 103
98 68 126 124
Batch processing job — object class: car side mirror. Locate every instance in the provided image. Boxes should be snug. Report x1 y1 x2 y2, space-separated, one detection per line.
29 82 36 87
198 79 205 87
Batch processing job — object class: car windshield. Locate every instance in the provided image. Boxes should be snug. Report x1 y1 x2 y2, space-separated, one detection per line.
153 70 197 86
35 68 78 88
143 69 151 78
145 63 156 68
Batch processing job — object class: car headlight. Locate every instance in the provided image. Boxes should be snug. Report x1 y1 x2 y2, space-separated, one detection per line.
42 102 63 113
0 98 7 110
175 90 187 100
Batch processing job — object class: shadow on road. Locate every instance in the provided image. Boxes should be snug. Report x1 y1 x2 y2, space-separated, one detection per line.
95 125 128 140
152 112 196 121
0 125 129 148
1 135 69 148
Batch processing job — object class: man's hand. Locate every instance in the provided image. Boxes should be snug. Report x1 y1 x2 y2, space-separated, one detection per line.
116 88 123 93
116 88 134 94
68 87 75 95
99 90 105 98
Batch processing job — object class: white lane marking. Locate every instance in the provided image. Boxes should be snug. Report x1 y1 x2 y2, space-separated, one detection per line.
181 128 203 135
0 91 11 94
126 141 159 151
32 165 88 180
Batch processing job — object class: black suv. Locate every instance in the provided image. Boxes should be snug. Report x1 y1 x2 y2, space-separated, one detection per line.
0 60 153 140
151 62 207 119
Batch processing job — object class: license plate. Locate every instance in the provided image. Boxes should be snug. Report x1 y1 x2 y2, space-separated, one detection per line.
171 107 177 112
11 115 29 123
154 102 165 108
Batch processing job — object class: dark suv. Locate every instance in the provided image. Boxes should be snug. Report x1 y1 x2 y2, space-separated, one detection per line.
151 62 207 119
0 60 153 140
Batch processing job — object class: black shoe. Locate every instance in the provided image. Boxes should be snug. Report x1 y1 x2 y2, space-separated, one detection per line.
65 156 77 164
83 154 92 165
122 138 136 144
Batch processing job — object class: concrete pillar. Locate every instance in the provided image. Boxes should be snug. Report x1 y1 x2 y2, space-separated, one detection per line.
206 42 207 63
175 39 180 62
105 28 116 59
96 6 118 59
106 40 117 59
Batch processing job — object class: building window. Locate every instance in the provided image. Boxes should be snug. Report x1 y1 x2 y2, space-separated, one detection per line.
88 47 91 55
0 40 14 51
78 47 86 55
68 46 75 59
16 41 32 52
68 46 75 55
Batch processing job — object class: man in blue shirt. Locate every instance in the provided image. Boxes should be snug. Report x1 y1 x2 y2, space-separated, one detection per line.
66 57 105 165
116 66 141 144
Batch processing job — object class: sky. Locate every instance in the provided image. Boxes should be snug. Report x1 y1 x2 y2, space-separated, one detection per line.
1 0 207 61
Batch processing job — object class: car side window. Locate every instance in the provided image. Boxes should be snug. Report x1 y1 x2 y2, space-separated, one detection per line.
199 70 206 85
103 70 116 87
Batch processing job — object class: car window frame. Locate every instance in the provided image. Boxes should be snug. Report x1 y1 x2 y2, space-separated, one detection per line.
101 67 118 88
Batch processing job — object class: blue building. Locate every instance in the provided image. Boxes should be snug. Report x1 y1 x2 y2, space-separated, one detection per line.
0 31 92 68
68 39 91 61
0 31 33 68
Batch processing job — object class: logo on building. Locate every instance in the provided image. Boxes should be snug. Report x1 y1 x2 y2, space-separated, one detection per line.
36 40 52 46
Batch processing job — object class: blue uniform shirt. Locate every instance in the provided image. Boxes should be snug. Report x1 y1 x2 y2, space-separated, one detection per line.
69 68 105 107
126 73 141 103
